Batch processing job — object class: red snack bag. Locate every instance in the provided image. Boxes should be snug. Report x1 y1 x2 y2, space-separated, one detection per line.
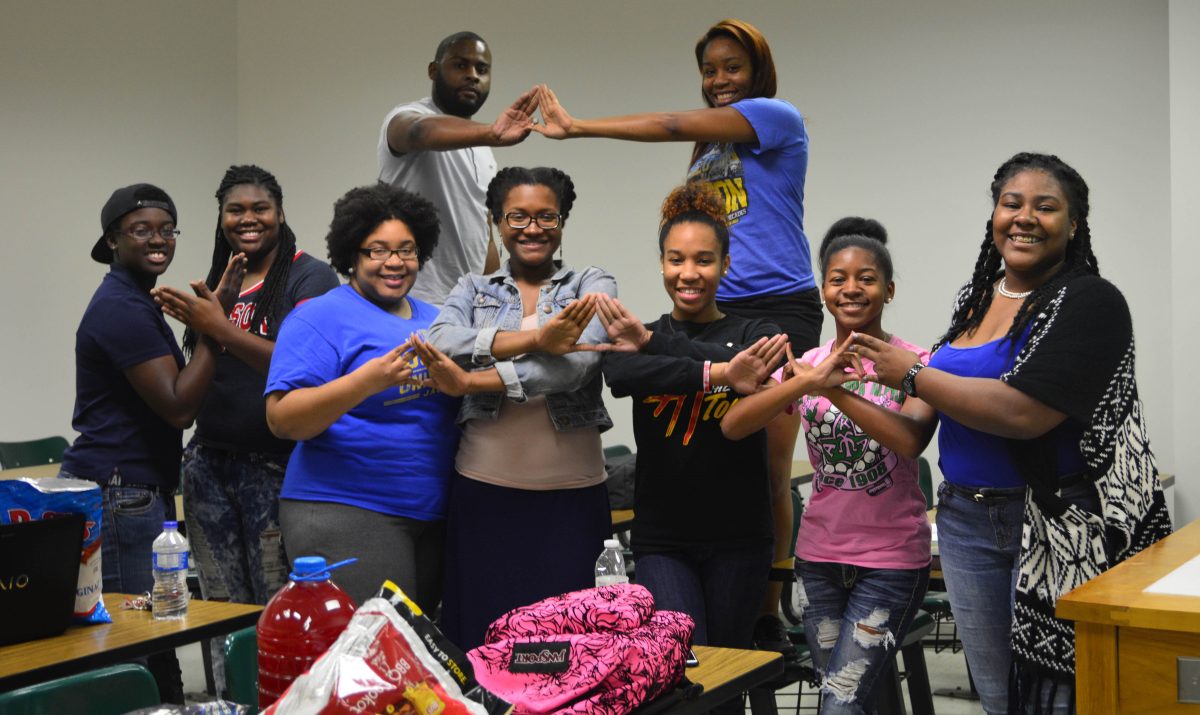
263 582 510 715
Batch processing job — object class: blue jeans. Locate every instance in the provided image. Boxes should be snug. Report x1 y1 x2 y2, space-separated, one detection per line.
62 468 184 703
182 443 289 605
795 560 929 715
634 543 772 648
936 480 1100 715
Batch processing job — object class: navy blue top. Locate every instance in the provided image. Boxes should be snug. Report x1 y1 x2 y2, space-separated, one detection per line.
930 334 1086 489
62 263 185 488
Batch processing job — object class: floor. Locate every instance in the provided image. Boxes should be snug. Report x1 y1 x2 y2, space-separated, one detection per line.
179 637 986 714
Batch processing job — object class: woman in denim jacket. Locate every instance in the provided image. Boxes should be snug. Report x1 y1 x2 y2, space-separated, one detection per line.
421 166 617 650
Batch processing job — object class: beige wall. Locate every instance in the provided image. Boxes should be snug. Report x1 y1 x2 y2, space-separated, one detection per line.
3 0 1192 521
1170 0 1199 523
0 0 237 451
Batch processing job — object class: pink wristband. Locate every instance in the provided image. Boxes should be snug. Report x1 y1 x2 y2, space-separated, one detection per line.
703 360 712 393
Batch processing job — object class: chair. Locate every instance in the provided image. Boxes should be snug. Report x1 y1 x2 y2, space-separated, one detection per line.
876 610 937 715
917 455 959 654
224 626 260 713
0 663 159 714
0 435 69 469
780 488 805 625
916 456 933 510
603 444 632 460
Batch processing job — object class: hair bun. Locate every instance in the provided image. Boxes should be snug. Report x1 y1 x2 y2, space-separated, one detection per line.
660 183 726 228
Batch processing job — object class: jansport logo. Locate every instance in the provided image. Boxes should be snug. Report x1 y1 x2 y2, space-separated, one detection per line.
509 642 571 673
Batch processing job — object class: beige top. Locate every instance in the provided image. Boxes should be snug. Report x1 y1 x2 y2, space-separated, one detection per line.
456 313 605 490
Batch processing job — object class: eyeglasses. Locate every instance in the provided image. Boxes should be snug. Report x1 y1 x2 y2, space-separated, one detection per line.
358 245 418 262
504 212 561 230
117 227 181 241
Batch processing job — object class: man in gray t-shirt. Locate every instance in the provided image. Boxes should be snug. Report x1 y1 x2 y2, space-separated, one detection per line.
377 31 537 305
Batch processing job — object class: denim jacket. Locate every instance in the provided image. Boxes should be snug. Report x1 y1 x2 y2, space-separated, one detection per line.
429 262 615 432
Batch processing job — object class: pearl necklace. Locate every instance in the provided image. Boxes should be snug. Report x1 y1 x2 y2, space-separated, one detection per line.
996 277 1033 299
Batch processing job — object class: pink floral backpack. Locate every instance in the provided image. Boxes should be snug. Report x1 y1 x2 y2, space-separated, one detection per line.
467 584 696 715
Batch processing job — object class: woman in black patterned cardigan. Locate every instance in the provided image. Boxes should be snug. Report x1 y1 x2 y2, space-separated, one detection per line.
846 152 1171 715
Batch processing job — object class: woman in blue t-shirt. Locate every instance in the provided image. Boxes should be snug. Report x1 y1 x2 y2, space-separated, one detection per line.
533 17 817 653
264 183 460 609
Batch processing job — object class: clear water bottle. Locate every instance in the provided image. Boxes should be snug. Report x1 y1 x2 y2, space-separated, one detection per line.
257 556 358 708
151 520 189 620
594 538 629 586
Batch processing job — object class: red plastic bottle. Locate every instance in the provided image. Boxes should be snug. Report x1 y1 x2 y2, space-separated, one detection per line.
256 556 358 708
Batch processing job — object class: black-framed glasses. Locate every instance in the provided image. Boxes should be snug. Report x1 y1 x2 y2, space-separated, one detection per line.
358 245 418 262
504 212 561 230
117 227 181 241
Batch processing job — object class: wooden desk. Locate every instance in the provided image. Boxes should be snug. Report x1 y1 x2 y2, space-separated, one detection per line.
1057 518 1200 714
636 646 783 715
0 593 261 691
611 509 634 533
790 459 814 489
0 463 60 479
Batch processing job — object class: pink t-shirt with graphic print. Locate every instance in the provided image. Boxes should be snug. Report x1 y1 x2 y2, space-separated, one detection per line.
790 335 932 569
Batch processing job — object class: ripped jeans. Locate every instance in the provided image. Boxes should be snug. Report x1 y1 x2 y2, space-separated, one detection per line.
181 443 289 605
795 560 929 714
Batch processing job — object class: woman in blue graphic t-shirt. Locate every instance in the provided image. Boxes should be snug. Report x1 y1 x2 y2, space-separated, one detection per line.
264 183 460 609
533 17 817 654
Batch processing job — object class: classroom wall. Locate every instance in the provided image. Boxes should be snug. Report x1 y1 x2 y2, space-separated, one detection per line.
2 0 1193 522
0 0 237 445
1169 0 1200 523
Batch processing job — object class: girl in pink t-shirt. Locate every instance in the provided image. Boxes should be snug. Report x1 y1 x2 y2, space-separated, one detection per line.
723 218 936 713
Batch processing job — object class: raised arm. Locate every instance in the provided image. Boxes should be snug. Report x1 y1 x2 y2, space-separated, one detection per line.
125 338 219 431
849 332 1065 440
721 340 860 441
265 342 417 441
387 87 539 154
532 85 757 144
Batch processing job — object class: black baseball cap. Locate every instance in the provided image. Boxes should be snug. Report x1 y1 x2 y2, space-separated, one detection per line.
92 183 178 264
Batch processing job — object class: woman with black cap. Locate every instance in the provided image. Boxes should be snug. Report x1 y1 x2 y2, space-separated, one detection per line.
58 183 244 702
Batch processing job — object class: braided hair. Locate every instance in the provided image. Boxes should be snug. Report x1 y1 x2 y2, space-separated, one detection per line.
182 165 297 356
938 152 1100 349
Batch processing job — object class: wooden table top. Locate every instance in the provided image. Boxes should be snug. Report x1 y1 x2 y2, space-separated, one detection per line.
1057 518 1200 634
0 593 262 691
0 463 60 479
635 645 783 715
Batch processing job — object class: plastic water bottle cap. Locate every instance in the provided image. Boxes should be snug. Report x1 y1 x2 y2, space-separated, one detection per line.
603 539 620 549
162 521 179 529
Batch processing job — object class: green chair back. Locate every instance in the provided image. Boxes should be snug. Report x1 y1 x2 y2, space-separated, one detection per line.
602 444 632 460
917 456 934 510
0 436 69 470
0 663 159 714
224 626 260 713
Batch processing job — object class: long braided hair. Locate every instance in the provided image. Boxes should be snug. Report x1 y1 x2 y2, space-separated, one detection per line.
182 165 297 355
938 152 1100 349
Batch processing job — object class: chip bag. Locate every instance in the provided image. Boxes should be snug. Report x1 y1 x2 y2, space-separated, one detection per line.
263 581 510 715
0 476 111 624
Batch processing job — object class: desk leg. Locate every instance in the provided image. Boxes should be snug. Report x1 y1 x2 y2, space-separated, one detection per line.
1075 621 1117 715
748 686 779 715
